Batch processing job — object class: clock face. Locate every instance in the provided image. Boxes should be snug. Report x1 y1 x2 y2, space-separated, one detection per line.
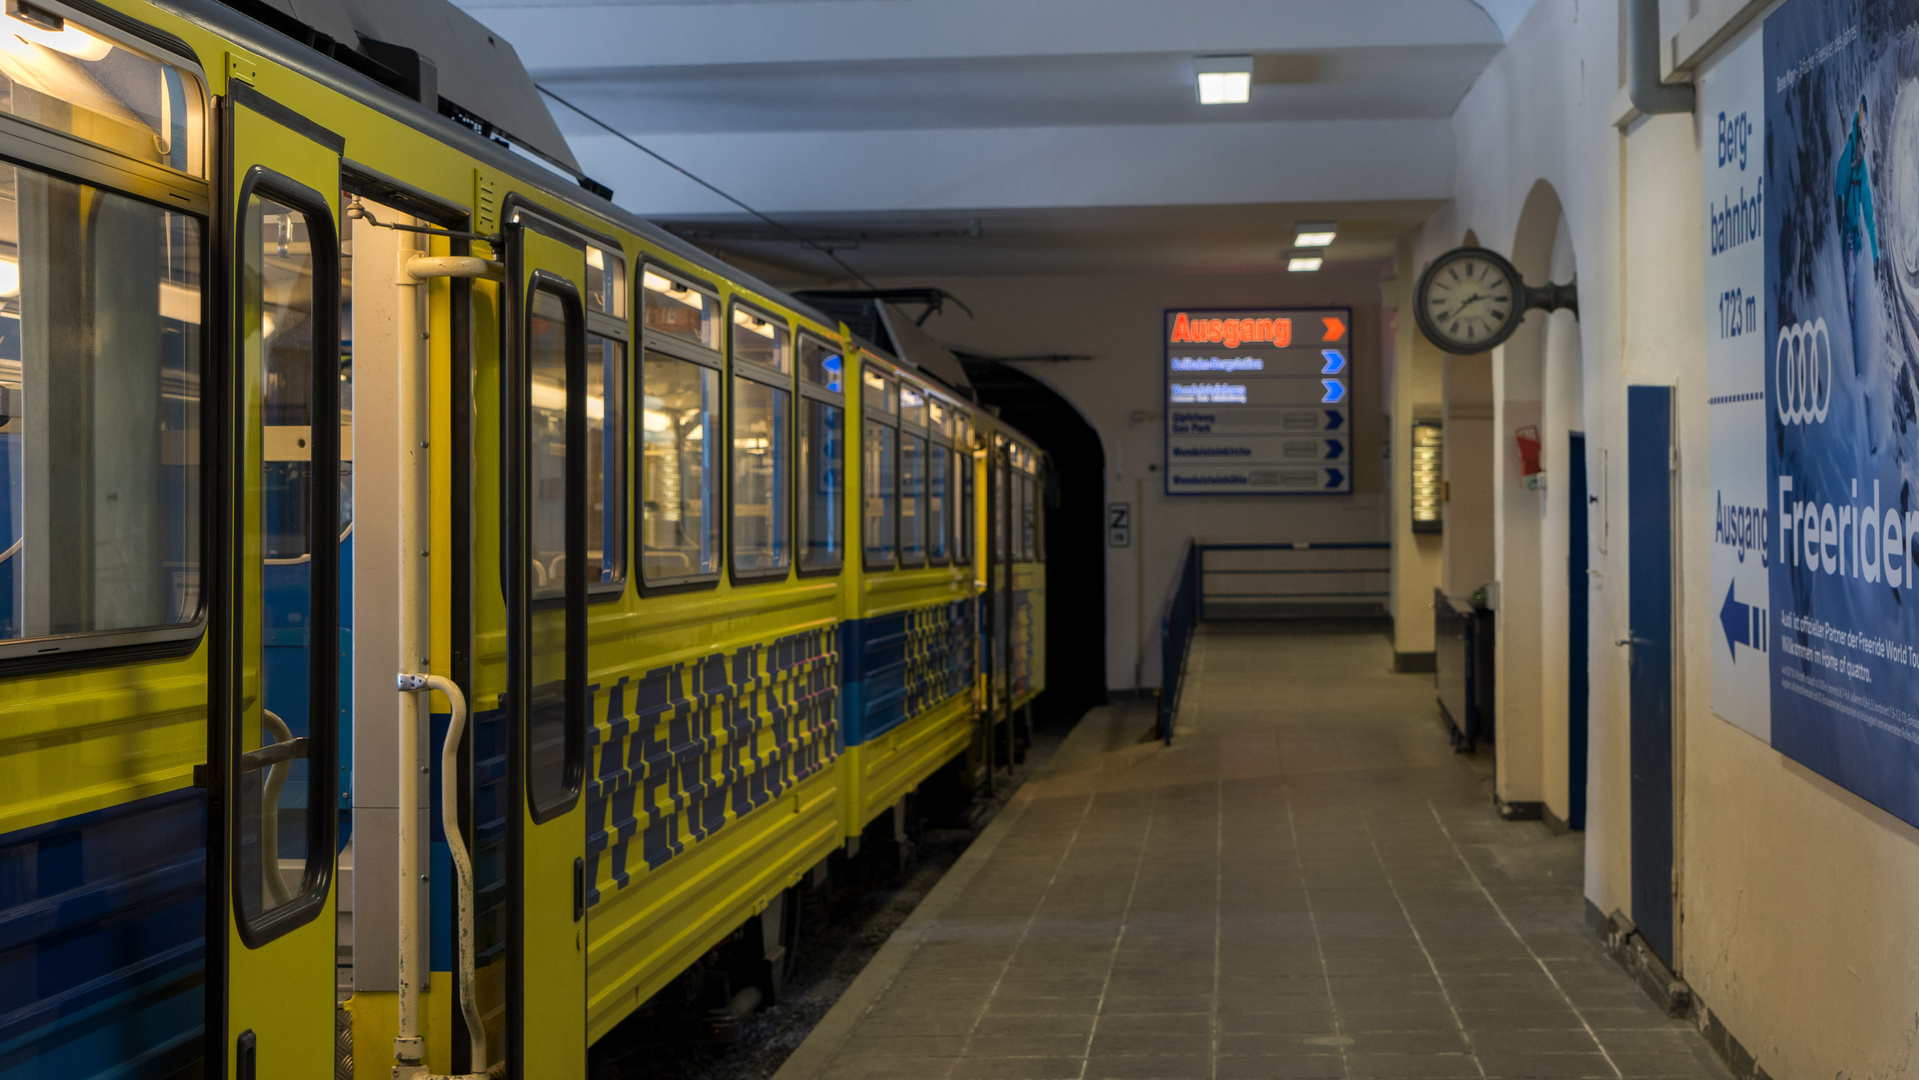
1416 248 1525 353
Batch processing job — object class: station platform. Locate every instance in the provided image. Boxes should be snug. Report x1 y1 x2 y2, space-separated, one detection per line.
773 626 1731 1080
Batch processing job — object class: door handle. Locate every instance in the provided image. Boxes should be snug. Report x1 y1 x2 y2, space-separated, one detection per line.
1616 636 1649 647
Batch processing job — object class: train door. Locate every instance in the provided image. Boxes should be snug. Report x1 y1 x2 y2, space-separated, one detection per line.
215 86 344 1078
503 202 590 1079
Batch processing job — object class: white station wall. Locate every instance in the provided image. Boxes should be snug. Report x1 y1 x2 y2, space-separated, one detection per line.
897 266 1392 692
1436 0 1919 1074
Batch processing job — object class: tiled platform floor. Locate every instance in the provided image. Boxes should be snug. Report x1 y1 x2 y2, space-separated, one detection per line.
774 626 1730 1080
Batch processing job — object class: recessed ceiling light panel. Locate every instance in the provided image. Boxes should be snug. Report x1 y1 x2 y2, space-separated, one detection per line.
1194 55 1253 105
1287 255 1324 272
1293 221 1337 247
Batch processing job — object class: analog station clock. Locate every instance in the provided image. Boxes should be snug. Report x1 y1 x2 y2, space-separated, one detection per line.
1413 246 1577 354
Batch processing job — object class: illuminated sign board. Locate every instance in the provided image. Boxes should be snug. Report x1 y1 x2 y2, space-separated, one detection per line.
1164 307 1352 495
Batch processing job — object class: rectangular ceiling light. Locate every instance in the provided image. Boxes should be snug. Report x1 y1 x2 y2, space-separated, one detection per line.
1293 221 1337 247
1194 55 1253 105
1287 253 1323 272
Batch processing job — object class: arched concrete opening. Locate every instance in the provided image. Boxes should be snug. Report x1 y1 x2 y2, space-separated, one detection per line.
966 362 1109 729
1493 180 1587 827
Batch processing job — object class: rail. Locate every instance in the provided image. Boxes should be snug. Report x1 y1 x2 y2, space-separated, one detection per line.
1157 541 1200 745
1199 542 1390 619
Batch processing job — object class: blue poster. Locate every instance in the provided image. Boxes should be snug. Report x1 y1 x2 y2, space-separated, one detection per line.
1767 0 1919 825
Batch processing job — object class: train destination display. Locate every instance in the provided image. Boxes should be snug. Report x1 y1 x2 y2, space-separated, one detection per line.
1164 307 1352 495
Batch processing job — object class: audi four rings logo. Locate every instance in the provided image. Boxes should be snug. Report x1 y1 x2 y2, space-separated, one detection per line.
1776 318 1832 425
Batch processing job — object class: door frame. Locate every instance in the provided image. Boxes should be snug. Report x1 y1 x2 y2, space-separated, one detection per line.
1625 385 1678 967
500 197 591 1079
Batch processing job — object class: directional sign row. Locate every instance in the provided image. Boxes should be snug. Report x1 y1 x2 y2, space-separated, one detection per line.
1164 307 1352 495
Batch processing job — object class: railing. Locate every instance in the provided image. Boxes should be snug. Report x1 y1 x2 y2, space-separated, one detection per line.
1157 541 1201 745
1199 542 1390 619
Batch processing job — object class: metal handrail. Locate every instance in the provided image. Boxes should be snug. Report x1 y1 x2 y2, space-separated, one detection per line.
1158 540 1201 745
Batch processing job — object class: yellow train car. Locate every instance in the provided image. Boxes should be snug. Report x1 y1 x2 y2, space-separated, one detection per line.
838 346 979 839
0 0 1049 1075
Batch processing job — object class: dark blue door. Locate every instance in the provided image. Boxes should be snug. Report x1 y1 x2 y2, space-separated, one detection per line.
1568 431 1589 831
1626 386 1675 965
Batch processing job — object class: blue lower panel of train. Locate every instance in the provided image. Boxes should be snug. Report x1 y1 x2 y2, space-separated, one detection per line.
0 789 206 1080
841 599 975 746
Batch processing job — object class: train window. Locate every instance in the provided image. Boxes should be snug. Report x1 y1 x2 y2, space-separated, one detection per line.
732 305 789 374
641 268 718 350
587 334 625 591
0 9 206 176
899 383 925 428
994 449 1010 563
861 364 895 416
239 188 336 934
586 245 625 317
641 351 719 583
800 397 842 571
926 445 949 563
528 292 571 601
899 431 924 566
1018 472 1036 561
862 419 895 568
800 334 842 391
957 442 973 566
525 284 579 818
0 163 203 654
731 373 788 576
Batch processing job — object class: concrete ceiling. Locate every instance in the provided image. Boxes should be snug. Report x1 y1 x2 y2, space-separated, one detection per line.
451 0 1536 281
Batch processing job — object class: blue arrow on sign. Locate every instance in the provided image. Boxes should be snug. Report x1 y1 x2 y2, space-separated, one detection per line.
1324 439 1344 459
1321 379 1346 404
1323 410 1344 430
1321 350 1346 375
1324 468 1345 488
1719 580 1750 660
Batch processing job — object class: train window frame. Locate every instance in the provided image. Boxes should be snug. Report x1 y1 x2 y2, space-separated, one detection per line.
0 77 212 671
585 243 625 318
860 357 898 571
636 262 724 593
897 381 927 568
231 167 341 947
0 0 209 181
953 413 974 567
796 330 844 577
584 303 627 600
639 261 720 354
925 398 951 566
726 299 793 584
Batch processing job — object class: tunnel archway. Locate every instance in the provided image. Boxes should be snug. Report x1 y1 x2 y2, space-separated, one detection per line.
965 361 1108 730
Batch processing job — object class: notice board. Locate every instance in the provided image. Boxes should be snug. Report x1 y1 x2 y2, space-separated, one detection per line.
1163 307 1352 495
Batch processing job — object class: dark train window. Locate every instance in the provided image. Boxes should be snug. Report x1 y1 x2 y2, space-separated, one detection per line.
0 164 204 654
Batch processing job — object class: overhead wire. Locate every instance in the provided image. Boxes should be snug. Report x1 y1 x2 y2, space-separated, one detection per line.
536 84 880 291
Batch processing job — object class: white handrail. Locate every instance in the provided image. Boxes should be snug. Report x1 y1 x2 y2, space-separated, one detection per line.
260 709 295 906
0 536 19 564
396 672 488 1079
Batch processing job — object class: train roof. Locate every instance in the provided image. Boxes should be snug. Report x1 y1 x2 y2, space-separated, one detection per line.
136 0 839 333
130 0 1020 433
